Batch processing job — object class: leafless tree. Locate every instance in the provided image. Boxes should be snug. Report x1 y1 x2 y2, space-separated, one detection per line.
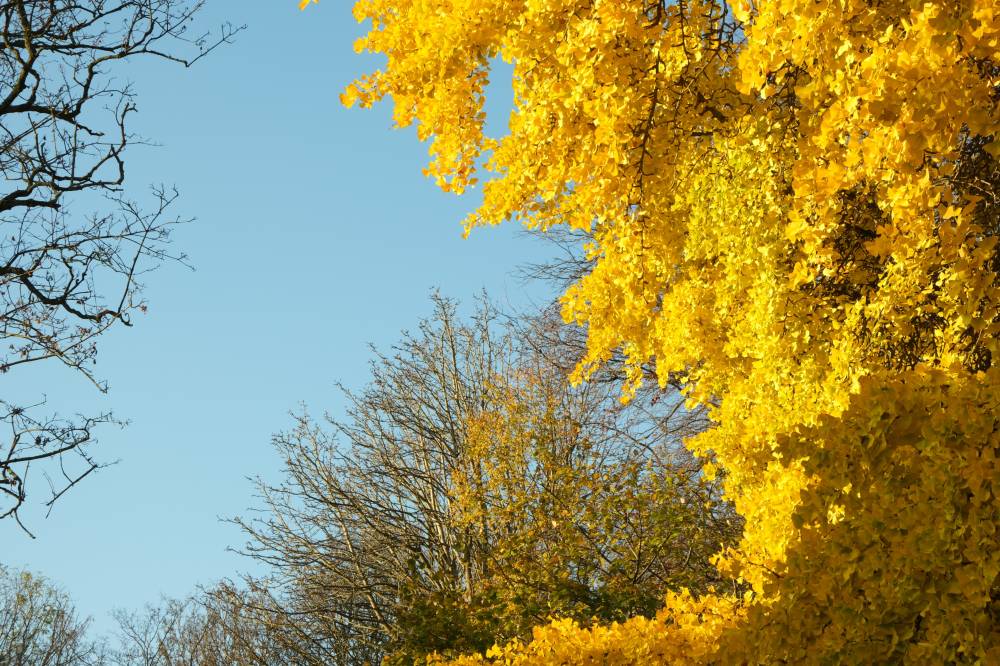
0 0 240 531
0 564 105 666
110 588 306 666
206 581 376 666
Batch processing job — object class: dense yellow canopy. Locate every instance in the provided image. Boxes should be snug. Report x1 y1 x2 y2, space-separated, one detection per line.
319 0 1000 661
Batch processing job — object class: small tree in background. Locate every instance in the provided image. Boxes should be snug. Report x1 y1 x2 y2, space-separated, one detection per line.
109 589 298 666
0 565 103 666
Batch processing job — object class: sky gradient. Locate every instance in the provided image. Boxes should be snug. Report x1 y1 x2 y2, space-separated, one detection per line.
2 1 554 634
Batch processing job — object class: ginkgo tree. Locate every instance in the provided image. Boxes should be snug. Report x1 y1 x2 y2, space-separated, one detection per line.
306 0 1000 662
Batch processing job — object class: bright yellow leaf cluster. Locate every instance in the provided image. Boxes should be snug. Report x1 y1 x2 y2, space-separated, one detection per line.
430 591 746 666
328 0 1000 661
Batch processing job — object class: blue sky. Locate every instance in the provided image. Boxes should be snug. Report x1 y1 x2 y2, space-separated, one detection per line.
2 1 554 633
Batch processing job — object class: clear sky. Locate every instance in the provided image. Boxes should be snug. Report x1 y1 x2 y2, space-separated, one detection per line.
1 1 554 634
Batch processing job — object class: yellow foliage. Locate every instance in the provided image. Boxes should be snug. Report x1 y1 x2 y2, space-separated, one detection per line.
449 369 736 638
430 590 746 665
325 0 1000 661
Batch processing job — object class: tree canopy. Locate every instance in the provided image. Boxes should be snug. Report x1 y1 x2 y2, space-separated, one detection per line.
321 0 1000 662
232 296 736 664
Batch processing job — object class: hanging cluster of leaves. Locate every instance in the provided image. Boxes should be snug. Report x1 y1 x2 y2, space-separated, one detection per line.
311 0 1000 662
232 296 736 664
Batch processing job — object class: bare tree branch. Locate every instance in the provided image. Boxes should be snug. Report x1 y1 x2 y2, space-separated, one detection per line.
0 0 242 528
